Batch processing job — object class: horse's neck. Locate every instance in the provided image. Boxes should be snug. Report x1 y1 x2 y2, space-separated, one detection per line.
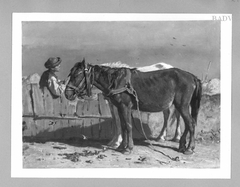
92 66 111 93
93 81 106 93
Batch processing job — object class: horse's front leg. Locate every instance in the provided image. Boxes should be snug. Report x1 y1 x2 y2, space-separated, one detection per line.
117 107 128 152
107 102 122 149
117 104 134 154
125 106 134 152
157 109 170 142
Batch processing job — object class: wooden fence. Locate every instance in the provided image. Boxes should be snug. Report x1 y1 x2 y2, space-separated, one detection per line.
22 77 118 140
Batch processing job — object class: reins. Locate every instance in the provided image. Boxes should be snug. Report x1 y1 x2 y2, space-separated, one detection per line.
125 87 179 162
65 66 94 97
65 77 86 95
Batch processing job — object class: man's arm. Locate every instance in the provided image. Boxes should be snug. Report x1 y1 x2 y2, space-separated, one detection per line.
48 76 65 97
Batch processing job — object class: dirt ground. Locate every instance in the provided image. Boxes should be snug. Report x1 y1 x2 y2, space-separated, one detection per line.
23 138 220 168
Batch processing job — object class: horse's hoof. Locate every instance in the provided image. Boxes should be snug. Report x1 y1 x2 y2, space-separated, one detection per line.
121 148 132 155
102 145 117 151
178 146 186 153
116 146 125 152
183 149 194 155
107 144 119 150
102 146 108 151
107 141 121 149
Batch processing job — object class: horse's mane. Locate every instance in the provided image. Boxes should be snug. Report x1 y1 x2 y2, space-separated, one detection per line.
101 61 134 69
100 61 173 71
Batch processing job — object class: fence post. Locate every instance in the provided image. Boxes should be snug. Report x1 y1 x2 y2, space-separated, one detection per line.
31 83 46 137
22 79 35 137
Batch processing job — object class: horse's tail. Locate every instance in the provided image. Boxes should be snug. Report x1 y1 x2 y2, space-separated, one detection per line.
191 77 202 125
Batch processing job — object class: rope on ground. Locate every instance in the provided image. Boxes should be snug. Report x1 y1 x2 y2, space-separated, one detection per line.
130 88 180 162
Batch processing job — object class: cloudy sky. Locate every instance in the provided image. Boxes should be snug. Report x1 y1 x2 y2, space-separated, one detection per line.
22 21 220 80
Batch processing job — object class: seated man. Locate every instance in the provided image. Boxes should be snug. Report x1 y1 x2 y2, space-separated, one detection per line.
39 57 66 98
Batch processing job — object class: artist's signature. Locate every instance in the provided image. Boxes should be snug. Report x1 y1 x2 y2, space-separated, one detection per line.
212 15 232 21
212 0 237 22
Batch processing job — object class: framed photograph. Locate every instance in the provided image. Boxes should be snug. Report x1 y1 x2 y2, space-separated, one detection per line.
12 13 231 179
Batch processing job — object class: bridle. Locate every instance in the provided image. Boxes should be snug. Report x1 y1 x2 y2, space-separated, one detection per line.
65 65 94 97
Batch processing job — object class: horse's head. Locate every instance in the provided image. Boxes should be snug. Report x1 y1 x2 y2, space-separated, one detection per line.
65 58 93 101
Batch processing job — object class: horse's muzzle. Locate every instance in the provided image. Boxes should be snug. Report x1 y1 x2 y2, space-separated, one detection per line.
64 89 77 101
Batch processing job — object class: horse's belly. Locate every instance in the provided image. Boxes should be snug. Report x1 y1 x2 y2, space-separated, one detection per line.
131 74 176 112
137 102 171 112
134 94 174 112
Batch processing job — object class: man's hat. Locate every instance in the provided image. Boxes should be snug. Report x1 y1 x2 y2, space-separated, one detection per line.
44 57 62 69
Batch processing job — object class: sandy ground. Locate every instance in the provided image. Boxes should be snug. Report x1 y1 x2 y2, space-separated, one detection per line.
23 138 220 168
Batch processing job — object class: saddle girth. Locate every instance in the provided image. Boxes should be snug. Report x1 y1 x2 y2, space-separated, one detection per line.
105 68 138 102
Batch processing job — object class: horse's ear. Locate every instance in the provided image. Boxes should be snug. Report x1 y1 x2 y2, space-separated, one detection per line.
82 58 87 68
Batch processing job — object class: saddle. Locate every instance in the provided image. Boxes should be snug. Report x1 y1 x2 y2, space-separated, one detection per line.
106 68 138 101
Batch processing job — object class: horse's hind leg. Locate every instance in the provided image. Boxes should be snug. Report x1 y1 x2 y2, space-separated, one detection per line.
156 109 170 142
171 109 181 142
178 105 195 155
178 123 188 153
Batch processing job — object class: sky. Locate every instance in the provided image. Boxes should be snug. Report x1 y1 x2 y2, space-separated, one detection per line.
22 21 220 81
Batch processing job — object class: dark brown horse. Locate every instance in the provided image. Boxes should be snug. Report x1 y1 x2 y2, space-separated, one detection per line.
65 59 202 155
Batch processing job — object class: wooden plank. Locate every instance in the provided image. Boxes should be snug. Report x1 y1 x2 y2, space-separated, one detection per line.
98 119 113 139
71 99 85 139
22 82 33 115
98 94 111 117
61 96 81 140
100 100 117 139
22 81 36 139
23 114 111 120
81 99 93 139
22 117 37 137
57 96 69 139
68 100 77 116
52 96 61 116
98 94 113 139
76 99 84 116
60 96 69 117
31 84 46 137
52 120 63 139
42 88 54 116
70 120 84 139
65 101 79 139
89 99 101 139
53 95 68 139
51 96 63 139
40 89 66 140
31 84 44 115
40 87 54 139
